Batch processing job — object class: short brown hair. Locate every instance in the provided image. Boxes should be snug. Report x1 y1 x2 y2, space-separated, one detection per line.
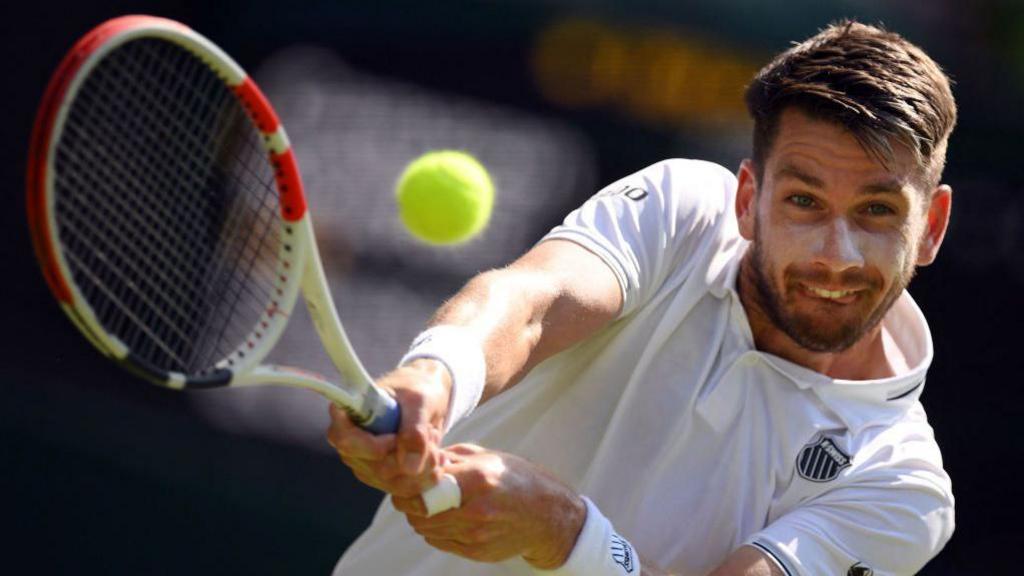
745 21 957 187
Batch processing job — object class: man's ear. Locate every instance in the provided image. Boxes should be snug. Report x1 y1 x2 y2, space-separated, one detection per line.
736 159 758 241
916 184 952 266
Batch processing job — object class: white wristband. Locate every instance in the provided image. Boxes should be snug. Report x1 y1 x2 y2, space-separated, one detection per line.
533 497 640 575
399 325 486 433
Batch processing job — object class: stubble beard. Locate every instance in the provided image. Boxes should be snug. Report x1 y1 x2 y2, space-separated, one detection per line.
748 225 915 353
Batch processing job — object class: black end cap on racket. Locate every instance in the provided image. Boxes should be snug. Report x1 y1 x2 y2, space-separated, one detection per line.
185 369 233 389
122 354 231 390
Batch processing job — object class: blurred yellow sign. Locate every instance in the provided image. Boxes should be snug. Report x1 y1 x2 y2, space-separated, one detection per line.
532 19 758 127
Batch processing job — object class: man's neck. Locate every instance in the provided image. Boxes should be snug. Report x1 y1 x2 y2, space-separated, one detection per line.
736 254 900 381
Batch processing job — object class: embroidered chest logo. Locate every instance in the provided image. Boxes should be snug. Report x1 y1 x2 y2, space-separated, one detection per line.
796 436 851 482
610 533 636 573
848 562 874 575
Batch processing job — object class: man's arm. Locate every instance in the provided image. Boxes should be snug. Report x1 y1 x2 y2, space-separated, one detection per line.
428 237 623 403
395 437 950 575
391 444 784 576
327 238 623 494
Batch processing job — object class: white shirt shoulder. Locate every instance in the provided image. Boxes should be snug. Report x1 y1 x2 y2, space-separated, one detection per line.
543 159 737 316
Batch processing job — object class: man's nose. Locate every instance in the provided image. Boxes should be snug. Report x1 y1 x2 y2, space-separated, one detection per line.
811 217 865 272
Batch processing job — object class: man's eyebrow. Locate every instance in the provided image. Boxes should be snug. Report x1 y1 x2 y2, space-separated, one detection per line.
776 164 825 188
858 179 906 196
777 163 907 196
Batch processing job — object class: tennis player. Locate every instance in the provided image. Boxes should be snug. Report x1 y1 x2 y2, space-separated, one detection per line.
328 21 956 576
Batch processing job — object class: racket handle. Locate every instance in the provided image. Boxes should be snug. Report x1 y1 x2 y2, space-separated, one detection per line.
361 391 401 435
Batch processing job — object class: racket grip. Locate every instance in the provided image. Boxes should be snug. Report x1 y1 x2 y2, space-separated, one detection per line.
361 391 401 435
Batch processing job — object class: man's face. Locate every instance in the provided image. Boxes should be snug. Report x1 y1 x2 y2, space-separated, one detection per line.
737 109 948 353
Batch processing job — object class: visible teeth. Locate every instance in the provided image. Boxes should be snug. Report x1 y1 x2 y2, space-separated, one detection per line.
808 287 854 299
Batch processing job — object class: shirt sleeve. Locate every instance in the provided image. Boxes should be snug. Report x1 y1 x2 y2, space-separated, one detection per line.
541 159 736 317
745 427 955 576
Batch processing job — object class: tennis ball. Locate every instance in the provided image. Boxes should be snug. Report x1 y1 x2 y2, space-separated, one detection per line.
395 150 494 245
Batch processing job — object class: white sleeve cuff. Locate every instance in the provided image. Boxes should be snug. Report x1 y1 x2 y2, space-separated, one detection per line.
540 230 633 317
745 540 798 576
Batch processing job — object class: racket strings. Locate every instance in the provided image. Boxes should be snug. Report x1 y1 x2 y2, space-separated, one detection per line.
58 42 249 360
57 107 219 362
128 39 285 369
58 119 220 336
54 38 286 376
98 40 280 368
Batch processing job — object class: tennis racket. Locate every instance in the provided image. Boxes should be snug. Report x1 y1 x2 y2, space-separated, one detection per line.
27 15 459 513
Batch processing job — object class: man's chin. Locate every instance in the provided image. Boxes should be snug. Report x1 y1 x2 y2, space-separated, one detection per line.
789 333 861 353
782 315 871 353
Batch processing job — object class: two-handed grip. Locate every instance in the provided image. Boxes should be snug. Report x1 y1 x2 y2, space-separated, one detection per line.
361 392 462 517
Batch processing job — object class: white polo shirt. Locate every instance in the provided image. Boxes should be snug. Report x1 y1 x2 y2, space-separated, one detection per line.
334 159 954 576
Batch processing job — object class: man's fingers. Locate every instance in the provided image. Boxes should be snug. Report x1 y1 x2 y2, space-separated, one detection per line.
402 505 464 532
342 454 394 481
349 468 431 499
327 364 455 497
393 388 434 474
328 401 445 497
391 494 427 517
445 443 485 457
341 456 435 498
423 536 466 556
412 520 503 544
327 404 395 460
349 466 385 492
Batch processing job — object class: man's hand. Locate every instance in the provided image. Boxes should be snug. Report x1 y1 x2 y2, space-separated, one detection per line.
326 358 452 498
391 444 587 569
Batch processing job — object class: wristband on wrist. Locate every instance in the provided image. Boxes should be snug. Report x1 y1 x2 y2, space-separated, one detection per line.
533 496 640 575
399 325 486 433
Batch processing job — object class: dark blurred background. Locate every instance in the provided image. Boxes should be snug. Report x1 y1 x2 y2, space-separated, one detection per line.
4 1 1022 574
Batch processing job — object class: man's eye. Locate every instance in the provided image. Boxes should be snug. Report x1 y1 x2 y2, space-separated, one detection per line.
865 203 896 216
787 195 815 208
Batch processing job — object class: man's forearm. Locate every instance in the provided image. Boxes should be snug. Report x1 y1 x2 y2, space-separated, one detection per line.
425 240 622 404
428 268 555 402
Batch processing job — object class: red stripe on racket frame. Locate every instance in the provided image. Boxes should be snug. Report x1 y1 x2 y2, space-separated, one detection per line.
233 77 308 222
271 149 307 222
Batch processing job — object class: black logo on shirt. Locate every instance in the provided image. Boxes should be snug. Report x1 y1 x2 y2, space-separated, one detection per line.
610 533 636 573
848 562 874 575
596 184 648 202
796 436 851 482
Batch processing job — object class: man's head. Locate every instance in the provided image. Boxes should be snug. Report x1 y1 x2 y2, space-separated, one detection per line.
745 20 957 188
735 22 956 353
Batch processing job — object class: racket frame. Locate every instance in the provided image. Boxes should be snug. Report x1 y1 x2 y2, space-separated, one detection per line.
27 15 398 431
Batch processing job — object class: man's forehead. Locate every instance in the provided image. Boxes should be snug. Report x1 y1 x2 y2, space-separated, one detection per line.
765 110 925 194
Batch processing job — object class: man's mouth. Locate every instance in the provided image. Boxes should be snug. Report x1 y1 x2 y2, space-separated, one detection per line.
801 285 861 303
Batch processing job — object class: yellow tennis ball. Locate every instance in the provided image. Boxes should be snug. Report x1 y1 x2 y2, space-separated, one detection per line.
395 150 494 245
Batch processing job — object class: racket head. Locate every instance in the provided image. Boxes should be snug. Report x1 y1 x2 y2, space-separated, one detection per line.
27 15 310 389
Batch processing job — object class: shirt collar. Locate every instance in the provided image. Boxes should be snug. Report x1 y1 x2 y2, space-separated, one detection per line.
716 242 934 434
